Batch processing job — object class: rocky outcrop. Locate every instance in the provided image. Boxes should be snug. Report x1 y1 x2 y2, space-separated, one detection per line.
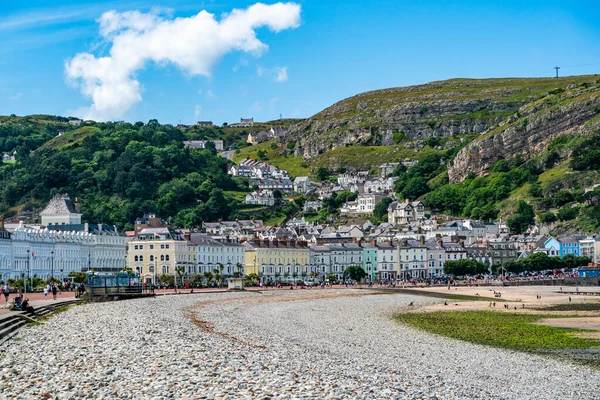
284 77 600 160
448 90 600 183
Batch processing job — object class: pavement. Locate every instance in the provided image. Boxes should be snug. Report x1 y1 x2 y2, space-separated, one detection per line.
0 291 77 315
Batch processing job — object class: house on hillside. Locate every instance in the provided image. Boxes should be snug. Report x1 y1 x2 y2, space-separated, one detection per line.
293 176 311 193
196 121 214 127
544 236 581 257
388 200 425 225
244 190 275 206
183 140 224 151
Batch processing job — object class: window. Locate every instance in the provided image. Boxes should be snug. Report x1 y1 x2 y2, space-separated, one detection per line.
150 245 154 250
150 255 154 261
166 255 170 261
139 255 143 262
161 244 165 249
134 255 139 261
165 244 170 249
160 255 165 261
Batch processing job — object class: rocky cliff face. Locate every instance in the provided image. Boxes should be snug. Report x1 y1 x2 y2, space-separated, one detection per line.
282 76 600 179
284 77 600 159
448 85 600 183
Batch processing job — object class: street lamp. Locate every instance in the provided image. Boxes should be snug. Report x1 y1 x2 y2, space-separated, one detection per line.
51 250 54 283
25 249 30 295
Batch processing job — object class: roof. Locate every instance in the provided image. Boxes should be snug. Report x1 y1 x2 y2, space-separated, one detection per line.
556 236 579 245
40 194 80 216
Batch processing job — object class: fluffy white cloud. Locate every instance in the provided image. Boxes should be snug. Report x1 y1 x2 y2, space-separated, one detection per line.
194 104 202 118
65 2 301 121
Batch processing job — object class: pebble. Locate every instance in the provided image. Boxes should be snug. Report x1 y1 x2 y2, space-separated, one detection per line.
0 290 599 399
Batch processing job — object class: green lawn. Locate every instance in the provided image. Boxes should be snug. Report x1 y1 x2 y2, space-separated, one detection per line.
395 311 600 358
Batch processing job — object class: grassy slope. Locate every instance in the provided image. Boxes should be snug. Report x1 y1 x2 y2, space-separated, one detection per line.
316 75 600 121
38 126 101 150
233 140 309 177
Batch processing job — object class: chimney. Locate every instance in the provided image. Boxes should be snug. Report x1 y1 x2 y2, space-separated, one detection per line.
420 235 425 245
459 240 465 248
405 198 409 204
184 232 191 241
372 239 377 246
437 239 443 247
74 197 81 213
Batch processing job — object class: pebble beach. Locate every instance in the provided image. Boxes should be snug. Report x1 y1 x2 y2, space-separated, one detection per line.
1 289 599 399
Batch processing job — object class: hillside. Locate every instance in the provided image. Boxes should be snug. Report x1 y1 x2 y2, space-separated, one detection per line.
279 75 598 165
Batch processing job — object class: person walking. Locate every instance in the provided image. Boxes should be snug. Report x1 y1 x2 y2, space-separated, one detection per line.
2 283 9 303
51 284 58 300
43 286 48 300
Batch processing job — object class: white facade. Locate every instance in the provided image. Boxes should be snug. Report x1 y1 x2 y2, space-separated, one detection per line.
192 235 245 275
357 193 384 214
244 190 275 206
3 223 126 280
398 239 428 280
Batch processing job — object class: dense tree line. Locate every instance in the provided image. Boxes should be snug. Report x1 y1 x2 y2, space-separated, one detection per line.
499 252 590 274
0 119 244 230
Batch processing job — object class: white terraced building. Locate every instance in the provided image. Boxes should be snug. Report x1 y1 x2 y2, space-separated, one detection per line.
0 194 126 281
3 222 126 280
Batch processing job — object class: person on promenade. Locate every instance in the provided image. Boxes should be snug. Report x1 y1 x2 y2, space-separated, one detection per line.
43 286 48 299
2 283 9 303
51 284 58 300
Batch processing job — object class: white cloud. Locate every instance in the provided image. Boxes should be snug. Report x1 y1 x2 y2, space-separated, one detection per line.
256 65 289 82
205 89 215 99
65 2 301 121
194 104 202 118
275 66 288 82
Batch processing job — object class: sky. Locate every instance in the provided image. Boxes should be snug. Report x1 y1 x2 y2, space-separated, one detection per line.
1 0 599 125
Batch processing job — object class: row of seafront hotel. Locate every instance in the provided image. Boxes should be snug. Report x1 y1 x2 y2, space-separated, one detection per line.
0 195 125 281
128 230 462 283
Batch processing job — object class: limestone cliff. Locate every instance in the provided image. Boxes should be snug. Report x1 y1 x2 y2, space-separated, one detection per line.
283 75 600 179
448 82 600 182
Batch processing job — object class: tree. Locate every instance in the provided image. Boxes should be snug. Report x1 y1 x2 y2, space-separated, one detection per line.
557 206 579 221
401 177 430 200
233 263 244 278
203 271 214 286
315 167 330 182
159 273 174 287
68 271 88 284
326 273 337 283
372 197 393 222
554 190 574 208
246 273 259 284
539 211 557 224
344 265 367 282
257 150 268 160
443 259 488 276
175 265 185 287
506 200 534 234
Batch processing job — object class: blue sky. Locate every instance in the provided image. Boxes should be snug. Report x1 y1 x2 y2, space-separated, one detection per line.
1 0 599 124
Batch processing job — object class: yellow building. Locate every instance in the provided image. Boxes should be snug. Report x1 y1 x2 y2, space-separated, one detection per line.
127 228 195 284
244 239 310 282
